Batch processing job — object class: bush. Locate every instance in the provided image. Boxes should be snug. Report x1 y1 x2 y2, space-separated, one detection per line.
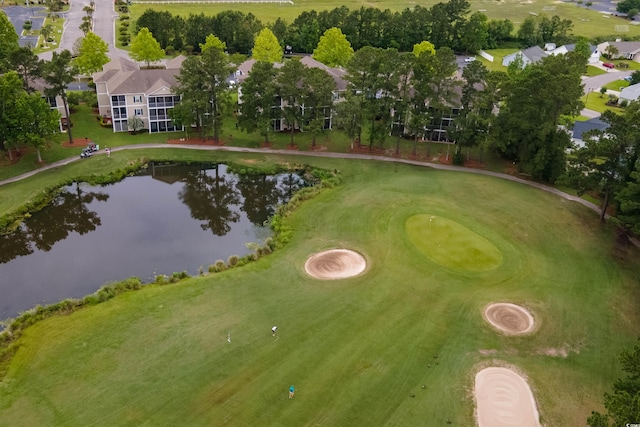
228 255 239 267
452 150 465 166
165 45 175 55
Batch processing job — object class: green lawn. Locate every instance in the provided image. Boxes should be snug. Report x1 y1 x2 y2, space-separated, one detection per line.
582 91 620 113
603 79 630 92
0 154 638 425
586 65 607 77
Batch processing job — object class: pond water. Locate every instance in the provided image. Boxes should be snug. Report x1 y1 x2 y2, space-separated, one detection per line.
0 163 305 321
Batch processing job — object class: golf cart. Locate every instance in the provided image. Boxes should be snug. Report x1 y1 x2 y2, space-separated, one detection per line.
80 142 99 159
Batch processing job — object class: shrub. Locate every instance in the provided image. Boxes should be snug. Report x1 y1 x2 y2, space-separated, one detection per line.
228 255 239 267
452 150 465 166
165 45 175 55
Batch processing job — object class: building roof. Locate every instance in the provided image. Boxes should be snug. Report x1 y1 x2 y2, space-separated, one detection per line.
234 56 347 91
521 46 547 63
300 56 347 91
102 56 139 72
165 55 187 70
620 82 640 101
93 58 180 95
572 117 609 140
609 41 640 55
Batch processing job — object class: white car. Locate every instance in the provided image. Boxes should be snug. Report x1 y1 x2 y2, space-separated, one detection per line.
464 57 476 63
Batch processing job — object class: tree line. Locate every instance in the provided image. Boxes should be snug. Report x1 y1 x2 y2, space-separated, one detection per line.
135 1 580 56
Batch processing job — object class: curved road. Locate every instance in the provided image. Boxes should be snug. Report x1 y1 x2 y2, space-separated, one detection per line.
0 144 605 217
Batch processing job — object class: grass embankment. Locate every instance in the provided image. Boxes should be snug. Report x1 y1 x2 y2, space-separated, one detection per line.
128 0 640 39
0 157 638 425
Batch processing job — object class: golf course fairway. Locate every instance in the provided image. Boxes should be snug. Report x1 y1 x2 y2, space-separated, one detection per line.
0 155 638 426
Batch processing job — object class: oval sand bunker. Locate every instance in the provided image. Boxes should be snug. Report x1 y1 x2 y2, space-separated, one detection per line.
475 367 542 427
304 249 366 280
484 303 535 335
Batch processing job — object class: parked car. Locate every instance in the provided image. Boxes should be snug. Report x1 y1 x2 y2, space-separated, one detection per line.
623 75 633 82
603 62 615 69
464 57 476 63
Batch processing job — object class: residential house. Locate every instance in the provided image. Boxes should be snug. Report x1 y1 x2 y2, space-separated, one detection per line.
619 82 640 103
597 41 640 62
93 56 185 133
571 117 609 148
548 43 601 64
502 46 547 67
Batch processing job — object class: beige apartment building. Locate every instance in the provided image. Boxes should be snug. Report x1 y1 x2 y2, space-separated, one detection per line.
93 56 185 133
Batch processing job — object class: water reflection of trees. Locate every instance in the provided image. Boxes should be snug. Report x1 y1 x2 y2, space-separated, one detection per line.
177 165 306 234
0 185 108 264
237 175 280 226
237 173 305 226
178 166 241 236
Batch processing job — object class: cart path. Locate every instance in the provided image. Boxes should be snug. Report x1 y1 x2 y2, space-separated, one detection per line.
0 143 602 217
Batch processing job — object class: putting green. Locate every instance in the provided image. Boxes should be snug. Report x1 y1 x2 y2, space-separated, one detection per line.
405 214 503 272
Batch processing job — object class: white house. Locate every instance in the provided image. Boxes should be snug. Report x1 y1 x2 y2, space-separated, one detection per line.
502 46 547 67
619 83 640 103
548 44 601 64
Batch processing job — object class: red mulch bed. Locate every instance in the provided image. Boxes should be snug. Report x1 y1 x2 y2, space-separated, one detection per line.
62 137 95 148
167 137 226 146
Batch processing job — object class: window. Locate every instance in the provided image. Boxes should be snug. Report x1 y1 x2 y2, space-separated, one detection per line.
111 95 125 106
133 95 142 103
134 108 143 116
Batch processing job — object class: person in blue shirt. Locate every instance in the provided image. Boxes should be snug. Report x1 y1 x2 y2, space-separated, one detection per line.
289 385 295 399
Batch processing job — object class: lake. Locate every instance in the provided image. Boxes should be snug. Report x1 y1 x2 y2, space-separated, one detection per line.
0 162 305 321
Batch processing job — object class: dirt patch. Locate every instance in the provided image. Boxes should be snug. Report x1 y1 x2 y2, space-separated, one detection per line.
304 249 366 280
475 367 542 427
483 303 535 335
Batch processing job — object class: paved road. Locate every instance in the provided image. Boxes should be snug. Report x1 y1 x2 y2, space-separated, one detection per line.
37 0 128 62
0 144 605 218
582 68 633 93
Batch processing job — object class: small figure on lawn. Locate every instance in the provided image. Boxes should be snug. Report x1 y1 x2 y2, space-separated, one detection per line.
272 326 277 337
289 385 295 399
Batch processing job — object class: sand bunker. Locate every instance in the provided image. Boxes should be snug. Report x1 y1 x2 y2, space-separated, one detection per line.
475 367 542 427
304 249 366 280
484 303 535 335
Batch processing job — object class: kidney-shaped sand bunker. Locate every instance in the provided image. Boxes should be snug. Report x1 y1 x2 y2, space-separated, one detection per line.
304 249 366 280
484 303 535 335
